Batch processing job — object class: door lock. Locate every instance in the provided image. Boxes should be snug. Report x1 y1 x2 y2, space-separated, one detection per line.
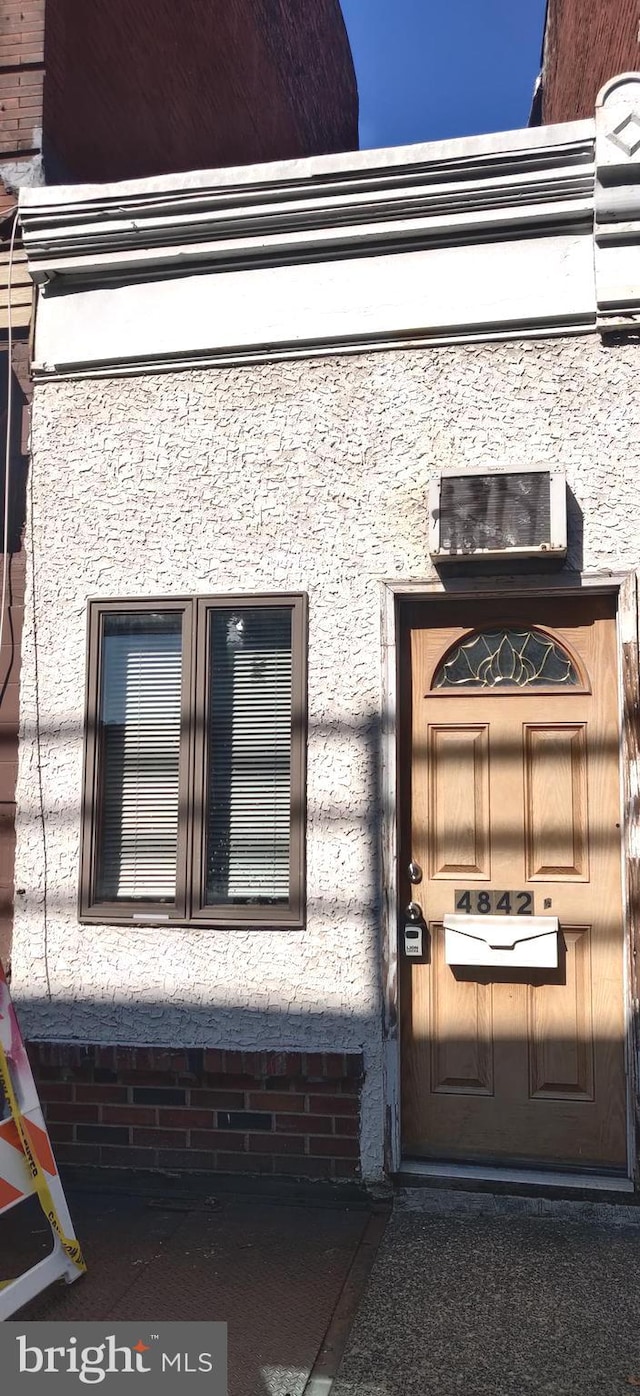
404 901 423 923
408 861 423 884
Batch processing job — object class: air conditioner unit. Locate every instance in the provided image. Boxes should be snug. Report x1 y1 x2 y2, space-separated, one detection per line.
428 466 567 564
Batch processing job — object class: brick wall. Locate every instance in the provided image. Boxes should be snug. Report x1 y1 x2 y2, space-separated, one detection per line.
0 0 45 158
43 0 357 184
28 1044 364 1183
539 0 640 124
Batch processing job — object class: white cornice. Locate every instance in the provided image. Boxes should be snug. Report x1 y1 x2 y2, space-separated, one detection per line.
16 115 616 378
20 123 595 284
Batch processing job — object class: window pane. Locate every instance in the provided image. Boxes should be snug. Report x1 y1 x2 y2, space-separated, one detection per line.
206 608 292 904
96 612 183 902
433 628 579 689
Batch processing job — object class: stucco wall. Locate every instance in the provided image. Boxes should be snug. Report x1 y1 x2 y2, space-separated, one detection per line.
11 334 640 1180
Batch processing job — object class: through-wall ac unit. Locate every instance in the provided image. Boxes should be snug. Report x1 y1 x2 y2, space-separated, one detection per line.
428 466 567 564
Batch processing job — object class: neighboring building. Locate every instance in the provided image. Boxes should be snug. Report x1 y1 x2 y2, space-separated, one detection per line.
43 0 357 183
1 0 357 191
0 0 357 971
533 0 640 123
12 74 640 1190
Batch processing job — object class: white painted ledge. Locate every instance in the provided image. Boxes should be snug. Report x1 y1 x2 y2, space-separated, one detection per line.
33 232 596 377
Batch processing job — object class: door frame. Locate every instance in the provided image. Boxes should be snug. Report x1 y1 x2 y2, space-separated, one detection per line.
380 570 640 1181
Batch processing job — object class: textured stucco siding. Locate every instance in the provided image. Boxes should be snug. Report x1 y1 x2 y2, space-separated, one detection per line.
11 334 640 1180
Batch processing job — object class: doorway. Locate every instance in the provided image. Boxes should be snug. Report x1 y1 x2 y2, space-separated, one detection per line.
398 591 628 1172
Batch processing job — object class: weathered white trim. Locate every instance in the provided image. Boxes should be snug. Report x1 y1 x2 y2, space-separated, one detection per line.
18 116 599 377
595 74 640 331
31 231 595 378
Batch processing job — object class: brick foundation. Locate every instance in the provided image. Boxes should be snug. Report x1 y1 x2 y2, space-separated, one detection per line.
27 1043 364 1183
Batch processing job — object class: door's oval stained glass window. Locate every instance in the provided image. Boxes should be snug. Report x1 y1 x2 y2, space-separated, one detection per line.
432 628 580 690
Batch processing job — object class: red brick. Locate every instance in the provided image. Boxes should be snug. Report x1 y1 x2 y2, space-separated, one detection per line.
29 1042 94 1070
248 1133 306 1155
156 1108 213 1129
203 1073 255 1090
304 1053 327 1080
37 1082 73 1102
333 1159 360 1178
344 1055 364 1080
132 1128 187 1148
93 1046 117 1069
276 1113 330 1134
216 1152 274 1174
309 1136 359 1158
157 1149 216 1170
120 1070 177 1087
46 1102 98 1123
262 1052 304 1078
102 1105 156 1127
334 1117 358 1137
247 1092 305 1112
203 1049 227 1073
190 1130 246 1151
131 1047 189 1074
274 1156 334 1179
30 1065 58 1081
189 1089 245 1109
100 1146 157 1168
239 1052 263 1076
264 1076 309 1092
52 1142 100 1165
541 0 640 125
308 1094 358 1115
297 1079 359 1096
323 1054 348 1079
46 1121 73 1143
75 1085 128 1104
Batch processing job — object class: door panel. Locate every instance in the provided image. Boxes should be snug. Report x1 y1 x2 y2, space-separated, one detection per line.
523 724 588 880
428 726 490 879
430 925 494 1095
527 927 594 1100
400 593 627 1172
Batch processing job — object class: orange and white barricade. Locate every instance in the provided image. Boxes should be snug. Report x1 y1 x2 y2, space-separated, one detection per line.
0 959 85 1318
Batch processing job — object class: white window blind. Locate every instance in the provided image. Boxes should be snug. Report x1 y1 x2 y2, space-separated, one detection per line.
206 608 292 904
97 612 183 902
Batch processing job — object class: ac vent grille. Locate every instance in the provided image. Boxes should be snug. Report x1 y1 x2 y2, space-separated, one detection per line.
429 468 566 564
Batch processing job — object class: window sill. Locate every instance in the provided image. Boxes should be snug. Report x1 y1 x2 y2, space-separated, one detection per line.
78 913 306 932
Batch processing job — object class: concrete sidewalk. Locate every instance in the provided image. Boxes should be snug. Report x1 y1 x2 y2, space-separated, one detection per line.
1 1183 379 1396
332 1194 640 1396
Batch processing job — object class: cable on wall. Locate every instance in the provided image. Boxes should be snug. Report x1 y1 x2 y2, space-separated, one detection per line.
0 209 18 667
3 208 52 999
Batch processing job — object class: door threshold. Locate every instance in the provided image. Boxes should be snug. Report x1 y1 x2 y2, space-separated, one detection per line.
399 1159 634 1194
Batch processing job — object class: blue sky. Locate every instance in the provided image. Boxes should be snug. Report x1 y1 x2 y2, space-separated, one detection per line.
340 0 547 149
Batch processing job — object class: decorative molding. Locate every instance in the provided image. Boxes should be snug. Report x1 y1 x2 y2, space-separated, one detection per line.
16 116 603 377
595 73 640 332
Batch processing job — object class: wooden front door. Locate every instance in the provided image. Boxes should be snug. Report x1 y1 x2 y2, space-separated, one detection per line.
400 593 628 1172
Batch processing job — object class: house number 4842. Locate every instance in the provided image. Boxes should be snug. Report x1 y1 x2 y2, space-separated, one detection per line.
454 889 534 916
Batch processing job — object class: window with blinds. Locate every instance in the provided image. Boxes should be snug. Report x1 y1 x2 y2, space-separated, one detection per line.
207 608 292 904
81 595 306 926
96 612 183 903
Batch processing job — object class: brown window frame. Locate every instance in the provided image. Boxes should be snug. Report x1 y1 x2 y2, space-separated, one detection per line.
79 593 307 928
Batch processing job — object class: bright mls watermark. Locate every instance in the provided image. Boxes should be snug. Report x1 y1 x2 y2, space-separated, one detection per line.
0 1323 227 1393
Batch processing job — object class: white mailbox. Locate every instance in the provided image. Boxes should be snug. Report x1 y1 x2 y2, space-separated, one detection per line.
443 914 559 969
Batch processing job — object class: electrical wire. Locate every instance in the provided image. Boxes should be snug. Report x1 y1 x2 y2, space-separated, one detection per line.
2 209 51 999
0 209 19 668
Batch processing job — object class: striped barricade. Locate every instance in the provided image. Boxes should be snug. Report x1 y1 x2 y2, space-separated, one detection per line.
0 959 86 1318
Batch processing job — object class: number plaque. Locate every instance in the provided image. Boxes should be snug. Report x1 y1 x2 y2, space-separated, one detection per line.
454 890 534 916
